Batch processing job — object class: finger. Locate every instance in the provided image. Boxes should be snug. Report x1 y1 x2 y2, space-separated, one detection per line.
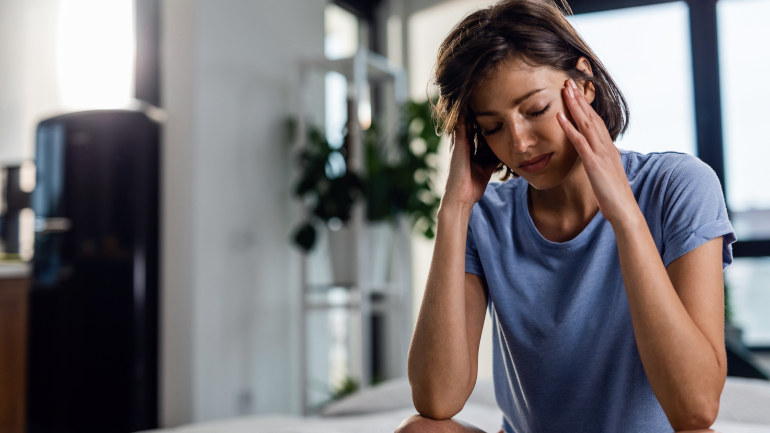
568 78 597 119
563 79 613 150
452 119 470 151
557 111 592 159
572 81 610 145
456 119 466 140
562 80 598 142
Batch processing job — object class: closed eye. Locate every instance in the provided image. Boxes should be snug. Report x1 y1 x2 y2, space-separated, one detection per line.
529 103 551 118
481 124 501 136
478 103 550 135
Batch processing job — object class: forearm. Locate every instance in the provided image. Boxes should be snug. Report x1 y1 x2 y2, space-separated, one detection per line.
408 201 477 418
612 209 725 430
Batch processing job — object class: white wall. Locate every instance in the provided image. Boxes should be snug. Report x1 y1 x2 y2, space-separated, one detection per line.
0 0 61 163
161 0 325 425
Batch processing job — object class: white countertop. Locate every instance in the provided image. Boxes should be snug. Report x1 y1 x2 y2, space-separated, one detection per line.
0 261 30 279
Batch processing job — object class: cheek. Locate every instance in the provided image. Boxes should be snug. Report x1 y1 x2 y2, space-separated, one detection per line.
482 137 506 161
552 96 572 123
475 136 504 164
479 136 518 169
479 129 505 151
541 113 568 142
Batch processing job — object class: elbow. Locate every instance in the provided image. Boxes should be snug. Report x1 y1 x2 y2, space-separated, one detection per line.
412 396 464 421
668 397 720 432
408 378 468 421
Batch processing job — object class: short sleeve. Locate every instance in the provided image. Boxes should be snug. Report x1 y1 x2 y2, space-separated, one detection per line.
661 155 736 268
465 217 486 278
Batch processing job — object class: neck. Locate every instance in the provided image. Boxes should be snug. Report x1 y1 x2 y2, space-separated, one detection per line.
527 160 600 242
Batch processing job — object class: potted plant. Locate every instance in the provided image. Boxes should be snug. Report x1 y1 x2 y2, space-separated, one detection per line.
291 123 363 252
290 99 441 252
363 99 441 236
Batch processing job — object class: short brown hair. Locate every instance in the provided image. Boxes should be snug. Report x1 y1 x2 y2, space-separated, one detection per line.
432 0 629 178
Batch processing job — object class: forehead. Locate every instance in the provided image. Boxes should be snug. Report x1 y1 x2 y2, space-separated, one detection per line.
471 57 565 110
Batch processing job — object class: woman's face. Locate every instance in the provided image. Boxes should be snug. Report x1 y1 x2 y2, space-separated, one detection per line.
471 57 590 191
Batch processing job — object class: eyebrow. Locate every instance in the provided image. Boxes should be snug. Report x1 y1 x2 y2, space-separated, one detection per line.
474 88 546 117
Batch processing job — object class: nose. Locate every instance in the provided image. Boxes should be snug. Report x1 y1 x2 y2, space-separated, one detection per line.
508 116 535 153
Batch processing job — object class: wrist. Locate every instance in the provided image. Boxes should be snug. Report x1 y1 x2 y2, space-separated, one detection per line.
608 205 647 237
437 199 474 225
438 198 474 217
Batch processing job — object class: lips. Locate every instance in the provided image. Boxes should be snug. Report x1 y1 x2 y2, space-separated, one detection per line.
518 153 553 173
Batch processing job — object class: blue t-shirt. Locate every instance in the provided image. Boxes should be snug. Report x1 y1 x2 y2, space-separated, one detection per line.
465 151 736 433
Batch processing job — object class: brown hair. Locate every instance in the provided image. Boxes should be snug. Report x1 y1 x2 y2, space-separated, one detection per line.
432 0 629 178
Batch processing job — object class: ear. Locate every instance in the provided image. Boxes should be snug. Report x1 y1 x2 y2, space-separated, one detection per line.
575 57 596 104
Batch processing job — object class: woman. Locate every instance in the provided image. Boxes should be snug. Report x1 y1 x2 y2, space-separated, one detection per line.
396 0 736 432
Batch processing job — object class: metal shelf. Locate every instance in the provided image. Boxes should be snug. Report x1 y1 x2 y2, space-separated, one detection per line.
296 49 411 415
303 285 401 311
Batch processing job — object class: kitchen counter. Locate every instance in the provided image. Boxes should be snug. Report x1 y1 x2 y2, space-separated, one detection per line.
0 261 30 279
0 261 30 433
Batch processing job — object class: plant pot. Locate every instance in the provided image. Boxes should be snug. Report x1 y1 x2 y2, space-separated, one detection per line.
327 225 357 286
367 222 393 287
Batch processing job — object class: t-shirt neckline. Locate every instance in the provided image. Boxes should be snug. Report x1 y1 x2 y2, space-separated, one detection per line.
516 151 631 249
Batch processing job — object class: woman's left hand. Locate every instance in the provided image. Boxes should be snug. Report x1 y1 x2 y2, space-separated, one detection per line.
556 78 637 225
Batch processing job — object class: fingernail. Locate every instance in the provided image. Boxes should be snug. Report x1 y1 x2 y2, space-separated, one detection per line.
569 79 578 89
557 112 566 122
566 85 574 98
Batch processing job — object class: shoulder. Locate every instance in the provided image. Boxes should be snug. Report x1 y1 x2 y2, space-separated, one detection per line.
622 151 735 267
623 150 720 193
623 149 709 175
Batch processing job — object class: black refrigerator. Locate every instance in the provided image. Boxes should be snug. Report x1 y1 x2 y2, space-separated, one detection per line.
26 108 161 432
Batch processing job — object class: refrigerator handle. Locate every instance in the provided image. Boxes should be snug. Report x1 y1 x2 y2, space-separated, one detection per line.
35 217 73 234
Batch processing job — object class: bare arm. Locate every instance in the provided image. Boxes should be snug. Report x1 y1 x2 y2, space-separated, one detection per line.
408 209 488 419
558 78 726 430
407 122 495 420
614 220 725 430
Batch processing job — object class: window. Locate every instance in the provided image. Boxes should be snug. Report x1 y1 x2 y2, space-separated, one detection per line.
726 258 770 346
568 2 696 155
717 0 770 226
325 4 361 148
718 0 770 347
57 0 135 108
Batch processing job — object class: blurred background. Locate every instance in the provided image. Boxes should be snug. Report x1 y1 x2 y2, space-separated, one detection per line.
0 0 768 431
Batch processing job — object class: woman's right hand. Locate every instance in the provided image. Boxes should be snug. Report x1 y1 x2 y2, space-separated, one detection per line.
443 120 496 209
